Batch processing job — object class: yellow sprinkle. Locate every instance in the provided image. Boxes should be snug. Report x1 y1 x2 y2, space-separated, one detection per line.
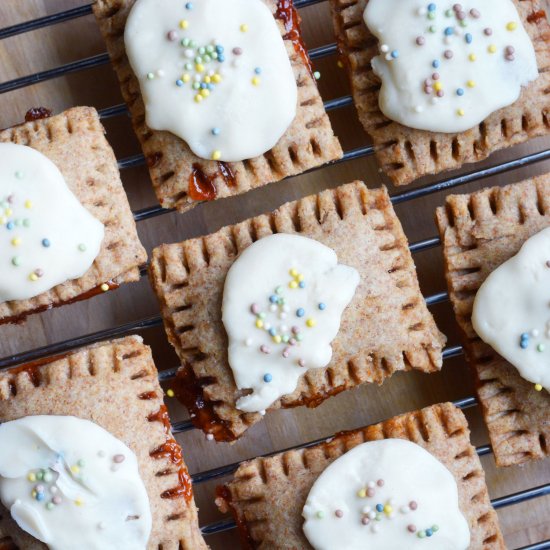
182 74 191 83
71 465 80 474
179 19 189 29
24 200 32 209
506 21 517 31
272 335 282 344
240 23 249 32
467 80 476 88
357 489 367 498
200 88 210 98
534 384 543 392
255 319 264 329
384 504 393 514
74 498 83 507
204 76 211 84
0 217 5 225
433 81 442 92
488 44 497 54
468 53 476 62
194 94 203 103
27 473 36 482
457 108 465 116
5 208 12 216
251 76 261 86
212 73 222 83
337 60 344 69
289 280 298 289
166 389 175 398
32 490 37 498
211 150 221 160
306 318 317 328
11 237 21 246
195 63 205 73
100 283 109 292
289 268 298 277
297 274 304 282
29 273 38 282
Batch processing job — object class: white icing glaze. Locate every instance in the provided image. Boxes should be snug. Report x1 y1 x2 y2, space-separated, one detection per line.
363 0 538 133
302 439 470 550
0 143 104 303
472 227 550 391
222 234 359 412
125 0 297 162
0 416 152 550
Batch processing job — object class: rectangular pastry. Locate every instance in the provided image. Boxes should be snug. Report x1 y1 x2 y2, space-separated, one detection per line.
330 0 550 186
149 181 446 441
217 402 504 549
93 0 343 212
0 335 207 550
0 106 147 324
436 174 550 467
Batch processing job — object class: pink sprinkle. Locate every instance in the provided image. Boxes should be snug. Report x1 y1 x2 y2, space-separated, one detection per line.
251 303 260 314
36 484 44 492
167 30 178 41
232 47 243 55
506 46 515 54
298 359 306 367
362 517 370 525
377 479 384 487
335 509 344 518
456 10 466 20
424 78 432 86
470 8 480 18
484 28 493 36
505 54 515 61
409 500 418 511
7 194 14 203
453 3 462 11
260 345 271 354
35 269 44 278
407 524 417 533
289 338 297 346
444 50 453 59
291 326 300 334
282 347 290 358
113 454 125 464
416 36 425 46
424 86 433 95
366 488 375 497
432 73 440 80
52 496 62 505
437 90 444 97
546 260 550 268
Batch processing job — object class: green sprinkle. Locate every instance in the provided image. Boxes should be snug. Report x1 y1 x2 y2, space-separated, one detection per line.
78 243 87 252
46 502 54 510
11 256 21 267
258 312 266 319
296 333 304 342
147 72 155 80
182 38 190 47
198 46 206 55
445 8 453 16
428 11 435 19
203 53 211 62
432 525 439 532
313 71 321 80
77 459 85 467
275 286 283 295
43 471 53 483
206 45 214 53
316 511 324 519
460 20 468 27
537 343 545 352
418 530 426 538
15 171 24 179
429 25 437 33
195 56 203 64
36 471 44 481
22 219 30 227
185 62 193 71
193 82 201 90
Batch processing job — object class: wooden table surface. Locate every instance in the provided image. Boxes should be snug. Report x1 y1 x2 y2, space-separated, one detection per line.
0 1 549 548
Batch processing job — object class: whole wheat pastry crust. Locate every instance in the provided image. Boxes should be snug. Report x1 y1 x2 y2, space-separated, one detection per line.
217 402 504 549
0 335 207 550
92 0 343 212
436 175 550 467
149 181 446 441
0 106 147 325
330 0 550 186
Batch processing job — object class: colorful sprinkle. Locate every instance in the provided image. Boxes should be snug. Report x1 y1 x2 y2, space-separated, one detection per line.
240 23 249 32
211 150 221 160
166 389 175 397
263 373 273 383
506 21 517 31
535 384 543 392
100 283 109 292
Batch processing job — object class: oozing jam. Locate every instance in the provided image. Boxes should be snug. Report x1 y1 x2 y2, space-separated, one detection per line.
188 162 236 201
24 107 52 122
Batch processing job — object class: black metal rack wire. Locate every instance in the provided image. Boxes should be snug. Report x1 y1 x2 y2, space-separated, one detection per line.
1 1 549 546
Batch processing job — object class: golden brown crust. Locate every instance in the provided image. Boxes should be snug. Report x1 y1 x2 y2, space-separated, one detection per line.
218 402 504 549
330 0 550 186
0 107 147 325
435 174 550 467
149 181 446 440
0 336 207 550
92 0 343 212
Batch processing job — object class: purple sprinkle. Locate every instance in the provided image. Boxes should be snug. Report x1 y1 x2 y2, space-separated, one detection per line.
437 90 444 97
35 269 44 278
298 359 306 367
377 479 385 487
113 454 125 464
416 36 425 46
232 47 243 55
484 27 493 36
470 8 480 18
52 496 62 505
444 50 453 59
260 345 271 354
432 72 440 80
251 303 260 315
424 86 433 95
506 46 515 54
456 10 466 20
505 54 515 61
167 30 178 41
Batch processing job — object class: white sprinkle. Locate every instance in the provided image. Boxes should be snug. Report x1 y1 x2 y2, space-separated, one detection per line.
245 338 253 347
362 505 372 514
417 7 427 15
531 329 540 337
279 312 287 320
194 74 201 82
280 325 288 333
385 53 393 61
269 304 278 312
264 323 272 331
388 512 395 519
208 69 215 76
282 305 290 313
367 481 375 489
400 505 410 514
445 36 453 45
50 486 58 494
259 410 266 416
184 49 194 58
206 433 214 441
371 524 380 533
431 97 438 104
414 105 424 113
380 44 389 53
98 450 106 458
98 522 106 530
368 511 377 520
156 69 165 77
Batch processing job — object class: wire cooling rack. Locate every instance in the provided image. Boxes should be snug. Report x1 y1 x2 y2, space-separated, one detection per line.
0 1 549 548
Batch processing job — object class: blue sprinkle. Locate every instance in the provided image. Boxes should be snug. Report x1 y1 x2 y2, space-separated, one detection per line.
269 328 277 336
426 529 433 537
176 79 184 87
391 50 399 59
216 45 224 54
36 493 45 502
6 221 14 230
269 295 278 303
263 373 273 383
42 238 51 247
520 340 529 349
207 83 214 90
298 281 306 288
432 59 440 68
296 308 305 317
444 27 454 35
465 33 473 43
456 88 464 96
428 3 436 11
521 332 530 340
318 303 326 310
200 82 207 89
376 504 384 512
218 54 225 62
254 67 262 74
185 1 193 8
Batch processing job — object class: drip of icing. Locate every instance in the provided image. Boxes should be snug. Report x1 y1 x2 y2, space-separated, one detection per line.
472 227 550 392
222 234 359 413
125 0 297 162
0 416 152 550
363 0 538 133
0 143 104 303
302 439 470 550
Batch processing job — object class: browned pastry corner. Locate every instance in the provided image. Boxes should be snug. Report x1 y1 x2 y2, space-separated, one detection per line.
330 0 550 186
436 174 550 467
0 336 207 550
217 402 504 549
93 0 342 212
149 181 446 441
0 106 147 325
